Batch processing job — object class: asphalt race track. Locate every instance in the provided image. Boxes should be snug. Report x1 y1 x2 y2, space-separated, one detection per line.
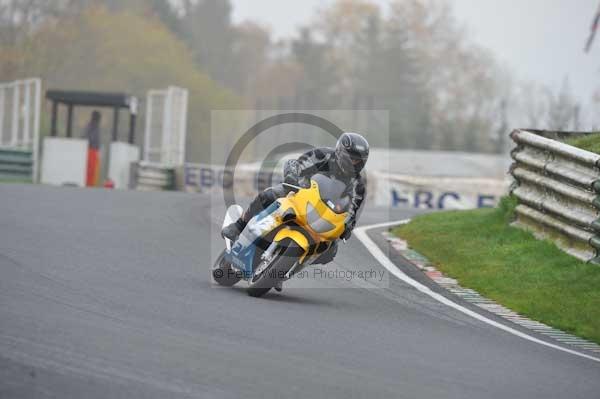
1 184 599 398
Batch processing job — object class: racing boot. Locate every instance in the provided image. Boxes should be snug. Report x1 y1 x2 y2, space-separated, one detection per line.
274 280 283 292
221 218 246 242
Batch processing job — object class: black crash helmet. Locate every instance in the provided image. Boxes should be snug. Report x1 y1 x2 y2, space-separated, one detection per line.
335 132 369 175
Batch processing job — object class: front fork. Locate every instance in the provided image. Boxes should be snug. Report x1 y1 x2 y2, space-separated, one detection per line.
261 241 278 263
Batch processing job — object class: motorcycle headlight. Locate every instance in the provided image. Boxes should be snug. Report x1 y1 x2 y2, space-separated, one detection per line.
306 202 335 233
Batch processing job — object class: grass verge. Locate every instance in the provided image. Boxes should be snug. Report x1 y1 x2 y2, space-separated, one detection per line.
393 196 600 344
565 133 600 154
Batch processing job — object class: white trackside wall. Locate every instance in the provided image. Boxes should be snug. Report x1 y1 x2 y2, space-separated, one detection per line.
179 163 509 210
40 137 88 186
372 172 510 210
108 142 140 189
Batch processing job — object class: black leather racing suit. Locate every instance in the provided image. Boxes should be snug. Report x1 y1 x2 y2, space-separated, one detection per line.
240 147 366 264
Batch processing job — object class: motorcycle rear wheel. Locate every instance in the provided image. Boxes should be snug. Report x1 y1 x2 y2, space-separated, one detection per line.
212 250 242 287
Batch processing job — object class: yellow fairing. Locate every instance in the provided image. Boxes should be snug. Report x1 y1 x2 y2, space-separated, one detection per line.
271 178 348 264
276 178 348 245
273 228 310 263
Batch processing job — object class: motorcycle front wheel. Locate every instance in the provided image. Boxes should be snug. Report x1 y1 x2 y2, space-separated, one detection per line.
247 240 301 297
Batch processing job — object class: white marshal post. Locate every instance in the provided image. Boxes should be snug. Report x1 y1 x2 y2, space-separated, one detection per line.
144 86 189 166
0 78 41 182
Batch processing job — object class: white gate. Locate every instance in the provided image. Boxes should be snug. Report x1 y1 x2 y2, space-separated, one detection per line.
0 78 41 181
144 86 188 166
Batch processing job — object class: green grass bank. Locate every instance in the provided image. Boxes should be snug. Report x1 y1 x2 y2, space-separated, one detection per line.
565 133 600 154
393 197 600 344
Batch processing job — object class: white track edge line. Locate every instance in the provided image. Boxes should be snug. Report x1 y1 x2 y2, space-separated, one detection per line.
354 219 600 364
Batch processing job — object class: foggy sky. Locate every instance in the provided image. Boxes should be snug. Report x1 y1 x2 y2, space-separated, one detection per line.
231 0 599 110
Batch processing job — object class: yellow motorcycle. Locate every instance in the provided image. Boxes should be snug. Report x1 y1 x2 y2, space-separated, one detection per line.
213 174 350 297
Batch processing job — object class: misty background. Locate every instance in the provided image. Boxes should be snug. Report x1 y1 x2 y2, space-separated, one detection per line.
1 0 597 163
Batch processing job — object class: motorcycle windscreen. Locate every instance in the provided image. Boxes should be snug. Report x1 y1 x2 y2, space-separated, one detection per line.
312 174 351 214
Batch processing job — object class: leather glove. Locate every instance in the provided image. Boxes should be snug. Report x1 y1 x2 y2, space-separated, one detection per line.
341 220 355 240
341 228 352 240
284 173 299 186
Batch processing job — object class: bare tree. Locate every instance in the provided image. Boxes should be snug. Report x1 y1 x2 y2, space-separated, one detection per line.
546 78 577 131
0 0 83 45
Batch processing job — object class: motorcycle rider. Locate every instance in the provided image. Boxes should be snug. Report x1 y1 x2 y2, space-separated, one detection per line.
221 132 369 265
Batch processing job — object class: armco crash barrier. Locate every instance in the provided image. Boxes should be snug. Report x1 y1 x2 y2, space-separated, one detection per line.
181 163 508 211
0 148 33 182
510 129 600 263
130 161 176 191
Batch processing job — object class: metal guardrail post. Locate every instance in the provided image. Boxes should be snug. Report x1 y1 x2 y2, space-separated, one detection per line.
0 148 33 182
130 161 176 191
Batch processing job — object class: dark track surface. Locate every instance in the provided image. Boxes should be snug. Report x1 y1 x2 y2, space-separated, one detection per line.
1 184 599 399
